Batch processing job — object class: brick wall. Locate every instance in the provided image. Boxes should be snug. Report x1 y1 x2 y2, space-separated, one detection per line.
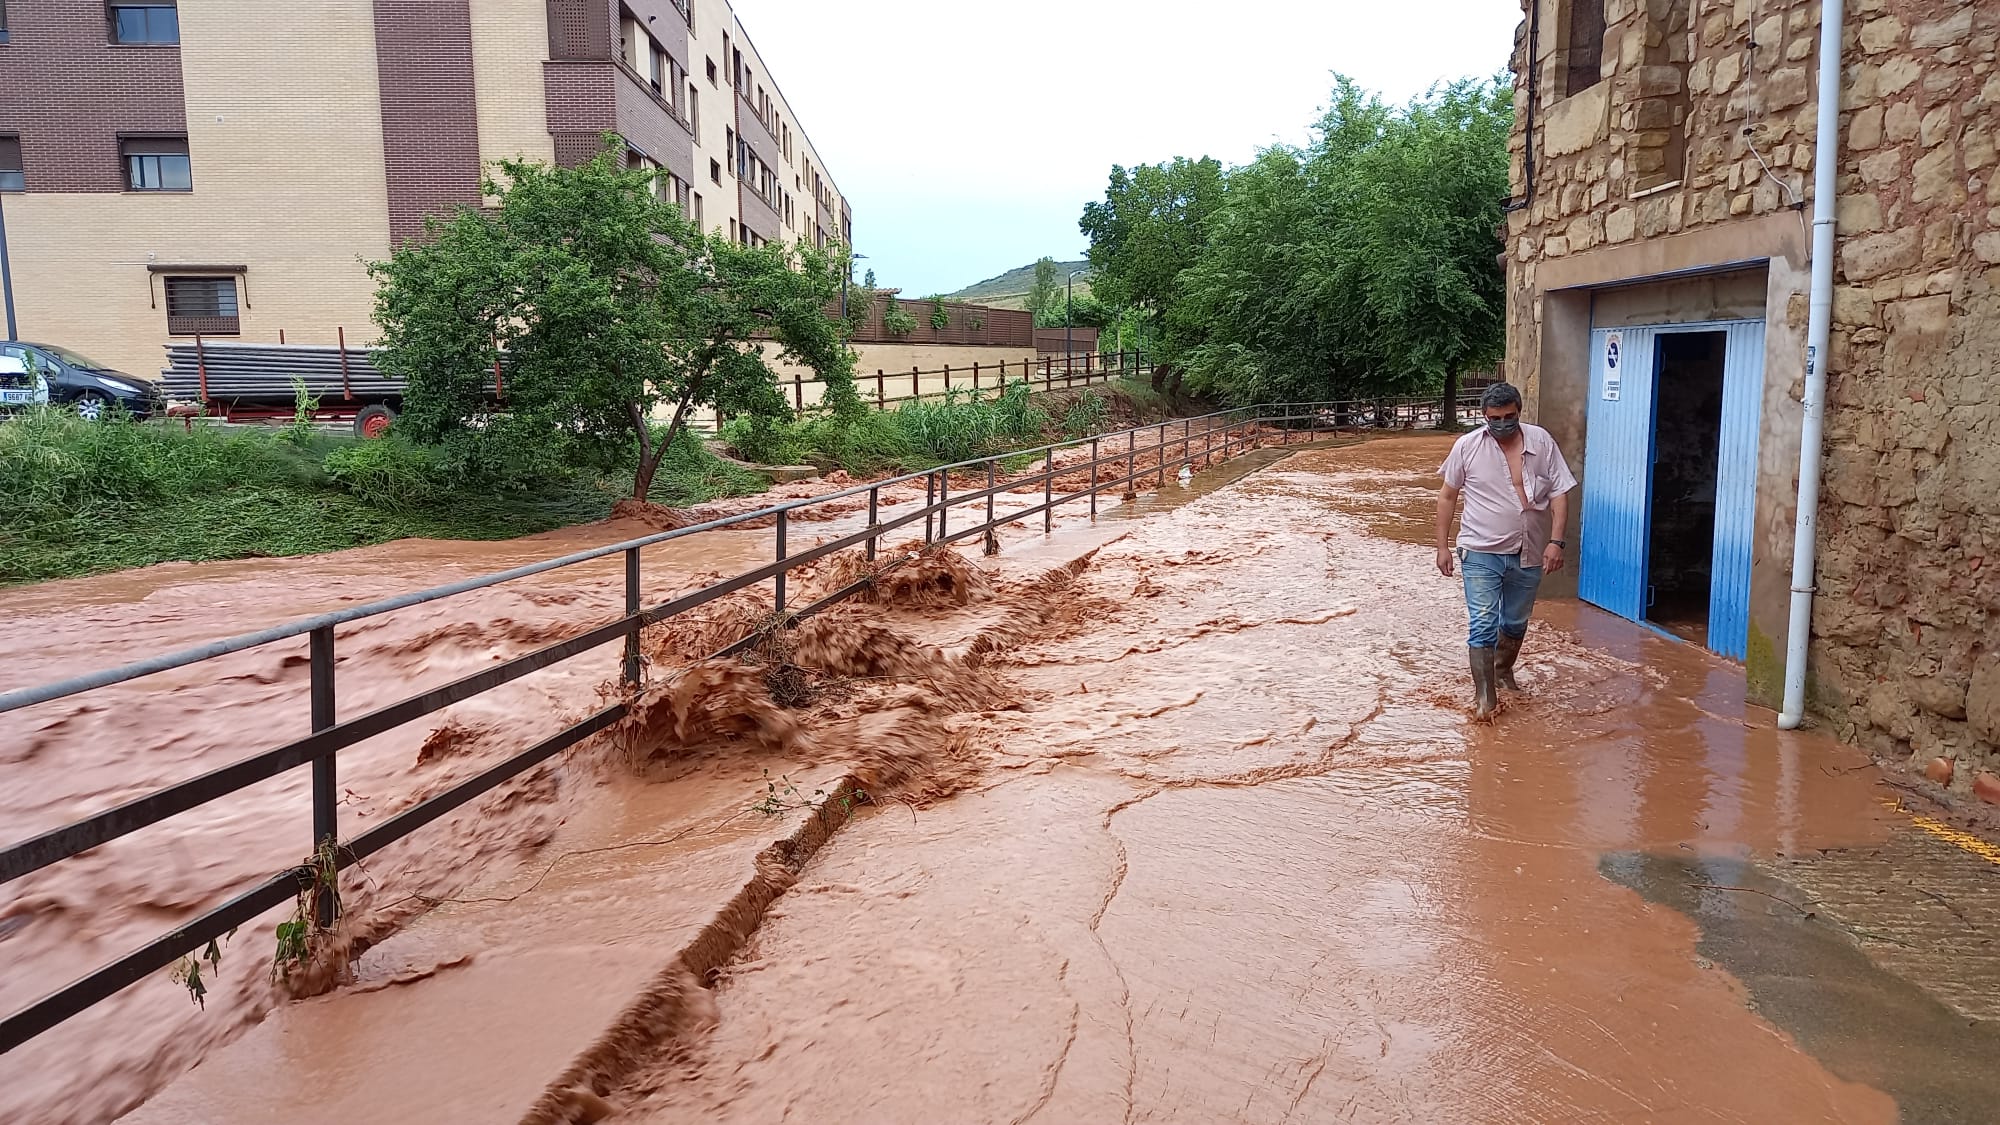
0 0 187 192
372 0 483 243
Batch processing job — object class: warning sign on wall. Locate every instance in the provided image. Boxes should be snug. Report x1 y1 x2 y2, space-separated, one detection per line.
1603 331 1622 401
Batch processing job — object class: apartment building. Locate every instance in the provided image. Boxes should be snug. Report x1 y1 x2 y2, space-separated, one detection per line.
0 0 849 377
1504 0 1997 768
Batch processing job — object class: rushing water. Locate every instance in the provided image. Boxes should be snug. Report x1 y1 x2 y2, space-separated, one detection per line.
6 434 1959 1123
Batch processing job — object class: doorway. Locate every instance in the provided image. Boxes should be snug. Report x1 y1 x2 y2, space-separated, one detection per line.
1578 320 1764 660
1645 332 1727 645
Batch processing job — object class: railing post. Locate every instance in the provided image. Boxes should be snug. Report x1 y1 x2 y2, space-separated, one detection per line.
623 547 642 686
925 473 937 542
972 361 980 394
866 486 880 561
943 364 951 393
912 365 921 400
774 509 788 612
1123 427 1137 501
939 467 950 541
309 626 338 928
792 372 804 412
1089 438 1099 517
1043 447 1054 534
984 461 999 555
1156 422 1167 486
877 369 886 410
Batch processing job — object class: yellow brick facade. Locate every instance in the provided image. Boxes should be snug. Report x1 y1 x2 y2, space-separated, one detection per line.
469 0 557 184
6 0 392 377
3 0 846 383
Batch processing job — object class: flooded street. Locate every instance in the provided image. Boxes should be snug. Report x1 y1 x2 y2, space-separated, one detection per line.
10 434 2000 1123
596 436 1997 1124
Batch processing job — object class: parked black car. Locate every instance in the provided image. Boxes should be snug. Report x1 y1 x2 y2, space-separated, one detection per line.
0 342 164 420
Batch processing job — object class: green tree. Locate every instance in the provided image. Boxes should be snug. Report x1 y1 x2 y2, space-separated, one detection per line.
1111 77 1510 423
371 143 856 500
1078 157 1227 327
1024 257 1062 321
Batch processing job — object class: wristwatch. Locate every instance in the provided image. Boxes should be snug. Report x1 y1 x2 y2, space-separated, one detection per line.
1550 539 1567 548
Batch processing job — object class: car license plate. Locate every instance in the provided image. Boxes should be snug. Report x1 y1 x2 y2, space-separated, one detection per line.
0 389 35 404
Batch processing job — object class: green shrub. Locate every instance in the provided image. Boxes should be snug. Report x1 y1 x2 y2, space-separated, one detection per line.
881 300 919 337
1061 391 1111 439
322 437 450 511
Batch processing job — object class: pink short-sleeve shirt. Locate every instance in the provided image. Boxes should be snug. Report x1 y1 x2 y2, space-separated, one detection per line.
1439 424 1578 560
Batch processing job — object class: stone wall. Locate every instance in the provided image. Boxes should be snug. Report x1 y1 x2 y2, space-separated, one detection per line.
1506 0 2000 789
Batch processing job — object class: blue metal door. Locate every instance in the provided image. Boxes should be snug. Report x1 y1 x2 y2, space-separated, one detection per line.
1578 326 1660 621
1705 323 1765 660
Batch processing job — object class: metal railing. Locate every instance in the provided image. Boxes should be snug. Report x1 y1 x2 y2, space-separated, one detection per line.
759 351 1145 418
0 393 1476 1052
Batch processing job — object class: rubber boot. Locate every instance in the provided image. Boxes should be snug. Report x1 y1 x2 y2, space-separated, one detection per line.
1469 646 1499 722
1494 632 1524 692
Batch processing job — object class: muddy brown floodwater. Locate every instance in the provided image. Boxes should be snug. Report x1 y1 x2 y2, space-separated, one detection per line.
592 436 1993 1125
13 433 2000 1125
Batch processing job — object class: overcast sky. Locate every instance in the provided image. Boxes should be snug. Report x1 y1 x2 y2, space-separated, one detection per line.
741 0 1522 296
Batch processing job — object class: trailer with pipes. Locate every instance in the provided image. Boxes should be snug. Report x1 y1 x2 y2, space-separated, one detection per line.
158 338 503 438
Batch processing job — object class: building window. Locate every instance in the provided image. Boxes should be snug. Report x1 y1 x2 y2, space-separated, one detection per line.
1 2 11 44
729 218 737 241
706 57 717 85
110 2 180 45
1563 0 1606 97
689 84 699 141
164 276 240 336
122 136 191 191
724 127 734 175
649 45 666 95
0 137 22 193
710 158 721 184
691 191 703 226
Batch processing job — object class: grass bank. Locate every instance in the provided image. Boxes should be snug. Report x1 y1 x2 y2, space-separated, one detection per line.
0 411 767 585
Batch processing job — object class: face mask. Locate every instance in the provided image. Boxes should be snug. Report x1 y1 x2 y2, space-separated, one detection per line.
1487 417 1521 439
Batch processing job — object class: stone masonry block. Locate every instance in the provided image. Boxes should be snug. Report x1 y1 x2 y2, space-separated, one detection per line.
1841 228 1922 280
1969 653 2000 745
1834 286 1879 327
1635 66 1686 98
1886 101 1920 142
1878 56 1922 96
1838 193 1884 231
1885 295 1951 336
1850 105 1885 149
1912 145 1962 205
1762 67 1813 111
1858 147 1905 185
1859 16 1905 54
1912 10 1975 50
1921 106 1955 148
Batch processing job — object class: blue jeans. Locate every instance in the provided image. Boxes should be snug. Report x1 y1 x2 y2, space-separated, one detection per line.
1461 550 1543 649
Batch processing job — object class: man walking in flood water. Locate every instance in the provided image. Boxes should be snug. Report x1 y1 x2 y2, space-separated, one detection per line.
1435 383 1577 721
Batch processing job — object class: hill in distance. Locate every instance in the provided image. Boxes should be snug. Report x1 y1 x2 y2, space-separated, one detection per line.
943 260 1092 310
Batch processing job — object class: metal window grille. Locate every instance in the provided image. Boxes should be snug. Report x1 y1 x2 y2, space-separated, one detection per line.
164 276 240 336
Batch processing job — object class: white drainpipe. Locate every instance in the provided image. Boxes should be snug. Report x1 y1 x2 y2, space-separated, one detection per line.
1779 0 1847 729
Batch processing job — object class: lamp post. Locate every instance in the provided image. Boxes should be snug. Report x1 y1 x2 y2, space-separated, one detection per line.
1066 268 1087 373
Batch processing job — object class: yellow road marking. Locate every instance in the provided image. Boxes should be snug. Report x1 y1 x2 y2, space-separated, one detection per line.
1874 796 2000 866
1899 807 2000 867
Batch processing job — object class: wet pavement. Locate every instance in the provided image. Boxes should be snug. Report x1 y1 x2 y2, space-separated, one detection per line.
12 433 2000 1123
597 436 1998 1124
